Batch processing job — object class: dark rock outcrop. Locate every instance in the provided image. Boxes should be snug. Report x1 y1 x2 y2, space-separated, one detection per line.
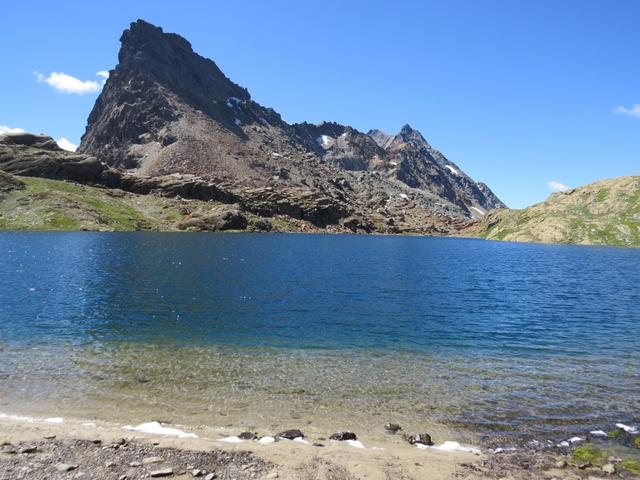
0 170 25 192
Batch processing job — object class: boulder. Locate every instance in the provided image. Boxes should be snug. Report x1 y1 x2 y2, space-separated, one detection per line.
276 429 304 440
407 434 433 446
329 431 357 441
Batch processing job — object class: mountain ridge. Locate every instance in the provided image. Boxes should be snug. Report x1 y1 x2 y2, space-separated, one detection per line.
78 19 504 232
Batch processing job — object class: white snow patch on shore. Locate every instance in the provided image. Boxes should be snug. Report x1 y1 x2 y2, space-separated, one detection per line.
0 413 35 422
557 441 570 447
45 417 64 424
293 437 309 444
444 165 459 175
258 436 275 445
416 441 480 454
493 447 517 454
220 436 243 443
346 439 365 449
616 423 639 434
569 436 583 444
82 422 97 427
590 430 608 437
123 421 197 438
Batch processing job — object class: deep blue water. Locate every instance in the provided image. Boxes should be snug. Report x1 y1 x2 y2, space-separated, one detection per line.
2 232 639 355
1 232 639 439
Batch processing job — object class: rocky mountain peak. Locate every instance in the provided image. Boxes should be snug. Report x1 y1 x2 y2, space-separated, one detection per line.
79 19 505 229
116 19 248 104
396 123 430 147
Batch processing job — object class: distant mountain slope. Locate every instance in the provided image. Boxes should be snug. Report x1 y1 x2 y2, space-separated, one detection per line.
468 176 640 247
78 19 504 233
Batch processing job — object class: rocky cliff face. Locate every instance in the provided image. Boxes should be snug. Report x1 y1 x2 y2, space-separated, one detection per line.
78 19 504 232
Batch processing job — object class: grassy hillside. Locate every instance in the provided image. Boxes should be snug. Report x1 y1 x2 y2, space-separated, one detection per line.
0 176 300 232
469 176 640 247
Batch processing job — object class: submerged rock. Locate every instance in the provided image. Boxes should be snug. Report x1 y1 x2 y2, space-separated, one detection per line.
329 431 357 441
384 423 402 434
276 429 304 440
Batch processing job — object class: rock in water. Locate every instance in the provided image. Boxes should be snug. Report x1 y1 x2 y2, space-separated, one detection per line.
276 429 304 440
329 431 358 441
408 434 433 446
384 423 402 434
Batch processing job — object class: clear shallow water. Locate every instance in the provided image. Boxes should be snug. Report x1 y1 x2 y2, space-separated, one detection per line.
0 232 639 443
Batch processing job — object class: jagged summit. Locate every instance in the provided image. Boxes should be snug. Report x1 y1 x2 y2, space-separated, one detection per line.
79 19 504 233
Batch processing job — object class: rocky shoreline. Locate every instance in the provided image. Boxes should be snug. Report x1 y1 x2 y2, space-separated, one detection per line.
1 416 639 480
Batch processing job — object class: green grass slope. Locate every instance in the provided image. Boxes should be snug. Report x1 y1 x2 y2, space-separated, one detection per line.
0 176 307 232
0 176 189 231
469 176 640 247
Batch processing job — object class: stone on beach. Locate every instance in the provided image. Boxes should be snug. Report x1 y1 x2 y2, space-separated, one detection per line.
150 468 174 477
143 456 165 464
407 434 433 446
276 429 304 440
55 463 79 472
238 432 258 440
330 431 358 441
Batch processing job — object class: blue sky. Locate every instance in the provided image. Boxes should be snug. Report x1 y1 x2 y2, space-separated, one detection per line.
1 0 638 208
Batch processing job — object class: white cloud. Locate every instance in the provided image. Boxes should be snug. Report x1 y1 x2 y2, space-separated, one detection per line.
548 181 569 192
613 104 640 118
56 137 77 152
35 71 104 95
0 125 26 134
96 70 109 80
